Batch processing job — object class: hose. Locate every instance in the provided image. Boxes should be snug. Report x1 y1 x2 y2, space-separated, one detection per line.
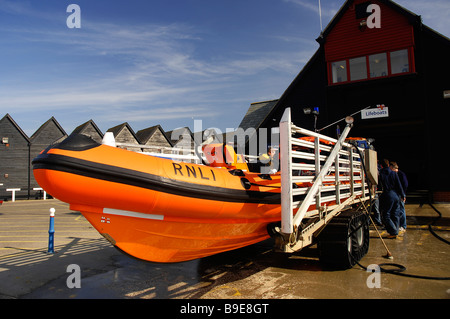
355 260 450 280
428 202 450 245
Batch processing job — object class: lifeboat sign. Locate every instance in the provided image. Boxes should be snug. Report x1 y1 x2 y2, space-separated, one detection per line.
361 104 389 119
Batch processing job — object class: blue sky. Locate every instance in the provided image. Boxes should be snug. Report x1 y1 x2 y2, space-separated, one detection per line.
0 0 449 137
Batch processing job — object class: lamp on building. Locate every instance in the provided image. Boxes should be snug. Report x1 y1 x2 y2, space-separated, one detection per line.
303 107 320 131
303 107 319 115
359 20 367 31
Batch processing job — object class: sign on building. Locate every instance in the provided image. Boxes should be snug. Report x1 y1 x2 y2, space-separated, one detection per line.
443 90 450 99
361 105 389 119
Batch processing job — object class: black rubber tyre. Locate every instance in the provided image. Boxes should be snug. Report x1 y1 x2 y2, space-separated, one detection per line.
317 209 370 269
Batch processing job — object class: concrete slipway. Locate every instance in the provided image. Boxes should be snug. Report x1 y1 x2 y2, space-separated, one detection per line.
0 199 448 300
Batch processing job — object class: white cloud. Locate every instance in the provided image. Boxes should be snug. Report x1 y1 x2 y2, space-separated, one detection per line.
96 106 220 123
283 0 340 18
1 19 305 115
395 0 450 37
0 86 192 110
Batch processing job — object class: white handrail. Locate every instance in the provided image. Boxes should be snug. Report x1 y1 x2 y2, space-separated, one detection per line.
279 107 369 236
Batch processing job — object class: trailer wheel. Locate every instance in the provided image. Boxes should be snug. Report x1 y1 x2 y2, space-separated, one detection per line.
317 209 369 269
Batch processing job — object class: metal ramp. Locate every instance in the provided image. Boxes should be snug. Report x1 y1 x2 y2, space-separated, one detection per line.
275 107 372 253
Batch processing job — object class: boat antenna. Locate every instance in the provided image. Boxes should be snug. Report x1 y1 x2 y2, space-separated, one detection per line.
319 0 323 32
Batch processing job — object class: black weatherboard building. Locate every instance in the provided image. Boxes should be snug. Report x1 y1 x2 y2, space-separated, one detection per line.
0 115 67 200
0 115 189 201
0 114 31 200
245 0 450 201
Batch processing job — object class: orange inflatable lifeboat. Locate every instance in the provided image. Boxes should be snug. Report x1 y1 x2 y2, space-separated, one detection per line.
33 132 364 263
32 133 285 263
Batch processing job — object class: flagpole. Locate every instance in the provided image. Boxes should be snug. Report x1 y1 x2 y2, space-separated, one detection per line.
318 0 323 32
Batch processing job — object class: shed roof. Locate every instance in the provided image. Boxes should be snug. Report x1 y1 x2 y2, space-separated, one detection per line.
238 99 279 132
30 116 67 143
166 127 194 145
107 122 139 142
0 113 30 143
72 119 104 138
136 125 172 146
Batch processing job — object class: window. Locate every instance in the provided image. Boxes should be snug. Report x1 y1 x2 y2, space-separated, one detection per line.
349 56 367 81
369 53 388 78
331 60 347 83
390 49 409 74
328 47 414 85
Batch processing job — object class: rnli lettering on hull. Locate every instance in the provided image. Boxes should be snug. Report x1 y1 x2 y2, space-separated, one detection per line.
172 163 217 181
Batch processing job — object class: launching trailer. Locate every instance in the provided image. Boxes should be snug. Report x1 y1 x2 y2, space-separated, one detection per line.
272 107 377 268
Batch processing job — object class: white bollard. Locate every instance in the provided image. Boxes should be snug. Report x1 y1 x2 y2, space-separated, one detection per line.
6 188 20 202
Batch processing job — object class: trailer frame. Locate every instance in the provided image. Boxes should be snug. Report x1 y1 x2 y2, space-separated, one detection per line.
275 107 374 257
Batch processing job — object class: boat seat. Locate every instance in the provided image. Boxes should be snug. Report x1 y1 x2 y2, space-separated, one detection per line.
202 144 249 171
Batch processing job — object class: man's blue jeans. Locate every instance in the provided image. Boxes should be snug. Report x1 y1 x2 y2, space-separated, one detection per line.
372 193 382 225
380 190 401 235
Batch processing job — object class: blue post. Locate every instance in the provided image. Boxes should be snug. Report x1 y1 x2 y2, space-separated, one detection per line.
48 208 55 254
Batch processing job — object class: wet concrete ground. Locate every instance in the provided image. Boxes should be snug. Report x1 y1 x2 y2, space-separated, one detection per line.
0 199 449 299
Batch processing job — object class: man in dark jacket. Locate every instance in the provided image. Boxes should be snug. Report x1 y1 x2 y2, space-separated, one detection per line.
390 162 408 234
379 159 405 238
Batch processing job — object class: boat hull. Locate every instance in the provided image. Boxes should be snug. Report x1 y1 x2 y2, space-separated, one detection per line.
81 206 272 263
32 134 282 262
33 169 279 262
